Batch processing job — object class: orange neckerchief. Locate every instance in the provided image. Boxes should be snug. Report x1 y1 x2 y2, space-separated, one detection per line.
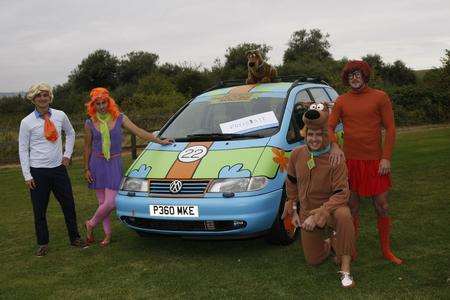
43 113 58 142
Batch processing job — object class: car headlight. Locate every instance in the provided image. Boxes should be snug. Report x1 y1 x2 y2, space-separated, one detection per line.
120 177 149 192
208 177 268 193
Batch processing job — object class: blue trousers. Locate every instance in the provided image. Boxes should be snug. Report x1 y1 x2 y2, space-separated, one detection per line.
29 165 80 245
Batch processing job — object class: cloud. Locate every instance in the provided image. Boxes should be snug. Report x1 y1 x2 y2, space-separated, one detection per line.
1 0 449 91
218 164 251 178
129 164 152 178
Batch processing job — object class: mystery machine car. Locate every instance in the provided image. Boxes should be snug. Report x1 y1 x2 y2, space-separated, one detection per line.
116 78 341 244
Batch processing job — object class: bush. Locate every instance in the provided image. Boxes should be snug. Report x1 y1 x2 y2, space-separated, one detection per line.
387 85 450 125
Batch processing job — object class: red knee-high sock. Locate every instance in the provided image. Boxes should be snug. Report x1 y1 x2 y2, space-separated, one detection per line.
353 214 360 239
377 216 403 265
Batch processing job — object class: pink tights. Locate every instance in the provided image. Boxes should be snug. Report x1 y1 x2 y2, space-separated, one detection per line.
87 189 117 236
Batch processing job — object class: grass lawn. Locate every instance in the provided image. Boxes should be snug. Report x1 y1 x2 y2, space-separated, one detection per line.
1 127 449 299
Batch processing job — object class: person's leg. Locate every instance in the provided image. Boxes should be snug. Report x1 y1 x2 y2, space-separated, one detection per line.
51 165 81 244
84 189 106 243
95 189 110 236
348 192 361 239
29 168 51 248
87 189 112 228
330 206 356 288
99 189 118 245
330 207 356 266
300 228 330 266
373 191 403 265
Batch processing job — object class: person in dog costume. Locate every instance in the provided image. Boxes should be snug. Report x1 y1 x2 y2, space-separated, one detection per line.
328 60 403 265
245 50 277 84
282 103 356 288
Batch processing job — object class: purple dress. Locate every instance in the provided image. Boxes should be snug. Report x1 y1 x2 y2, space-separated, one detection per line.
86 114 123 190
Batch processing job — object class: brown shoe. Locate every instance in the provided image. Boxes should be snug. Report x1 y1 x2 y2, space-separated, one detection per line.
71 238 89 249
36 245 49 257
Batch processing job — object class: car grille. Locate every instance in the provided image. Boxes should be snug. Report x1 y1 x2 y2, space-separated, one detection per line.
121 216 246 232
149 180 210 196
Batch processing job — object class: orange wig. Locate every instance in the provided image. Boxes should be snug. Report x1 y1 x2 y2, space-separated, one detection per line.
86 87 120 121
341 60 372 86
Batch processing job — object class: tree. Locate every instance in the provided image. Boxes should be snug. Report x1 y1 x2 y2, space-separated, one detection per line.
423 49 450 90
362 54 386 87
382 60 416 86
69 49 119 91
223 43 272 70
283 29 332 64
117 51 159 85
362 54 385 73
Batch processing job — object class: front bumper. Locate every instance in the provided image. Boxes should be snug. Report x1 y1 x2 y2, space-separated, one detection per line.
115 189 282 237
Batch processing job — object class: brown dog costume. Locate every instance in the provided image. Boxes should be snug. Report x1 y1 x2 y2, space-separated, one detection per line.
285 103 356 265
245 50 277 84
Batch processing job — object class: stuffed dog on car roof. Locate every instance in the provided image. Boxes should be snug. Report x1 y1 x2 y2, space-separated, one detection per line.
245 50 277 84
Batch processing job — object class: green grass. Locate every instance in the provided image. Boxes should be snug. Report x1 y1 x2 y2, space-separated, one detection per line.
1 128 450 299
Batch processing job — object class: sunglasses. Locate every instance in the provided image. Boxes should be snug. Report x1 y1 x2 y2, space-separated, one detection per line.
348 71 363 79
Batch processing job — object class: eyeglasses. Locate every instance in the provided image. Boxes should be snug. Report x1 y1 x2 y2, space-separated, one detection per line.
348 71 362 79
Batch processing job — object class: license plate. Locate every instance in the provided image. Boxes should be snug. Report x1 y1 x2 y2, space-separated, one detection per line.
149 205 199 218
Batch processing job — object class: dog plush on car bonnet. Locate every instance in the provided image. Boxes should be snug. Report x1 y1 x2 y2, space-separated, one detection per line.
245 50 277 84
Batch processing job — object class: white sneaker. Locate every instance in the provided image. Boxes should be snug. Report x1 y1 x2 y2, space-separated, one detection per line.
338 271 355 288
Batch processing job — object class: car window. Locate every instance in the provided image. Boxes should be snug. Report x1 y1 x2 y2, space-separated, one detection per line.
325 87 339 101
308 88 331 103
286 118 302 144
160 95 286 139
287 90 310 144
295 90 312 105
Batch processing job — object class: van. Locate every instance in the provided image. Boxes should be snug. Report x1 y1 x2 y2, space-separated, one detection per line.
116 78 340 244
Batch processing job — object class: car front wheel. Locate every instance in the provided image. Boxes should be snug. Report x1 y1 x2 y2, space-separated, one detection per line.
265 188 300 245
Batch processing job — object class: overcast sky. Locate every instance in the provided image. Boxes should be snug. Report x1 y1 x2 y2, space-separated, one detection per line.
1 0 449 92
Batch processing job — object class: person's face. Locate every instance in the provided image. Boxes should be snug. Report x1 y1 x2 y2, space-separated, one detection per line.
306 128 324 151
94 98 108 114
348 70 365 90
32 91 51 110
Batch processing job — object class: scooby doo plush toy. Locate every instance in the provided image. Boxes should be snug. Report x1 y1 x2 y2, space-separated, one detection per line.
245 50 277 84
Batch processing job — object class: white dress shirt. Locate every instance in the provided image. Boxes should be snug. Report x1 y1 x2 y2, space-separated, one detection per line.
18 108 76 181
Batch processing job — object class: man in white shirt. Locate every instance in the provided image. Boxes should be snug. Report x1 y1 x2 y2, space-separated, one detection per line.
19 83 86 257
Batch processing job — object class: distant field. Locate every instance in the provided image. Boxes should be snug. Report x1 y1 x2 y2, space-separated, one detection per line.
414 69 431 80
0 127 449 298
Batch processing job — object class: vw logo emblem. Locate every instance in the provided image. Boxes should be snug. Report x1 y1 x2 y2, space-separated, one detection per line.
169 180 183 193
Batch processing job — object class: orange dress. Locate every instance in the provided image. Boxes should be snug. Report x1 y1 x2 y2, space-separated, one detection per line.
328 87 396 196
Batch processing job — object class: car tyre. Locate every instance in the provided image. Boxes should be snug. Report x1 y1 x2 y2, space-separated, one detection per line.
265 188 300 245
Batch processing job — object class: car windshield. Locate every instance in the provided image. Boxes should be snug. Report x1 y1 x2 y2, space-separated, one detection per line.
160 93 286 141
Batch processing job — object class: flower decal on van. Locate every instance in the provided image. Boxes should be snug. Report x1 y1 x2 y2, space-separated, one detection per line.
218 163 251 178
272 148 289 173
129 164 152 178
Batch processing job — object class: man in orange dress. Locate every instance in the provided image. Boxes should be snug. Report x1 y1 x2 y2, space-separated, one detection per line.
328 60 403 265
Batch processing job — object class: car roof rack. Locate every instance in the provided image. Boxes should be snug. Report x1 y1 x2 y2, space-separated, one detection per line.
203 75 329 93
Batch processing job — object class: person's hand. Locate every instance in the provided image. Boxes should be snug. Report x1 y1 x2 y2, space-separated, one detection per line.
301 215 317 231
329 143 345 167
62 157 71 167
378 158 391 175
84 170 94 183
158 138 173 146
281 200 294 220
25 179 36 190
309 207 329 228
291 212 301 228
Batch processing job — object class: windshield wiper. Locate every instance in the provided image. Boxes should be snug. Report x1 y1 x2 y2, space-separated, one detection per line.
174 132 264 142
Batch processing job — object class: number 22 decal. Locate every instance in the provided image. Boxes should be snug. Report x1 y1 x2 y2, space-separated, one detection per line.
178 146 208 162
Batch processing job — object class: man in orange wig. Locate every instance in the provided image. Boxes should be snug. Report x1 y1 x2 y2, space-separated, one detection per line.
328 60 403 265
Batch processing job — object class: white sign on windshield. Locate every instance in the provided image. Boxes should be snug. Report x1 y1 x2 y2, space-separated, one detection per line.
219 111 279 134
